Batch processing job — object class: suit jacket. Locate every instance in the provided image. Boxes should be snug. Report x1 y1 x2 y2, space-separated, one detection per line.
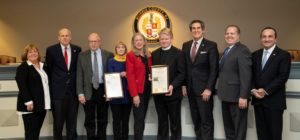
182 38 219 96
45 43 81 100
217 42 252 102
126 51 152 97
76 49 113 100
151 46 186 100
16 61 47 112
251 46 291 110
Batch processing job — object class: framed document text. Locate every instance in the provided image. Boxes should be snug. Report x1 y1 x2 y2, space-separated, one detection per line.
151 65 169 94
104 73 123 98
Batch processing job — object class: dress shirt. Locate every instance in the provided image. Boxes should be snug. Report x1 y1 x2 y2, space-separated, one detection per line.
18 61 51 114
91 48 103 84
190 37 203 57
262 44 276 64
161 45 172 51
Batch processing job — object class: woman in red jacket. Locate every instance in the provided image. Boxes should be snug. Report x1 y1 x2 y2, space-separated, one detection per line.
126 33 152 140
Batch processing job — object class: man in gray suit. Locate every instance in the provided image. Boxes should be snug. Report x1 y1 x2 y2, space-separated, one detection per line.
217 25 252 140
76 33 113 140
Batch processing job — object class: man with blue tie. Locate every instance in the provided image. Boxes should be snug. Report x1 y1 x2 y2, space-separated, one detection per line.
76 33 113 140
217 25 252 140
251 27 291 140
46 28 81 140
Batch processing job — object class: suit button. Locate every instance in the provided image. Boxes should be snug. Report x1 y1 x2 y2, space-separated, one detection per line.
67 72 70 75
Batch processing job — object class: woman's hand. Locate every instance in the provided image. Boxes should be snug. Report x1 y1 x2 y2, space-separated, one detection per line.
120 71 126 77
133 95 140 107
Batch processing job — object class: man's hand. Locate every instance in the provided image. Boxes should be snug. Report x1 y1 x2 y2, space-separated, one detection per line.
258 88 267 97
182 86 187 96
165 85 173 96
238 98 248 109
201 89 212 102
26 103 34 112
251 89 264 99
78 95 86 105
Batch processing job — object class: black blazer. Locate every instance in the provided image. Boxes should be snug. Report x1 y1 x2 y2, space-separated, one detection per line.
182 39 219 96
151 46 186 100
252 46 291 110
16 62 47 112
45 43 81 100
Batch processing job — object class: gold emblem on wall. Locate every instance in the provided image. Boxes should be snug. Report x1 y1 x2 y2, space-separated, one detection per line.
134 7 171 44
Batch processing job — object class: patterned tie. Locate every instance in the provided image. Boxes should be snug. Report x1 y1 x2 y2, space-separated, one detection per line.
219 47 230 65
64 47 68 69
191 42 198 63
261 51 269 69
92 52 99 89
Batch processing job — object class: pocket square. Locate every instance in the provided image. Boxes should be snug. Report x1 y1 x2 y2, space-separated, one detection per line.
200 51 207 54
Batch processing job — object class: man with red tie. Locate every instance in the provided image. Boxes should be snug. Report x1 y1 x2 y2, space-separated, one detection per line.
45 28 81 140
182 19 219 140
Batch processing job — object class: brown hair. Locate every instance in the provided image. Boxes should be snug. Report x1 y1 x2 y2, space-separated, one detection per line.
189 19 205 31
260 26 278 38
225 25 241 34
21 44 41 62
114 41 128 55
131 33 151 57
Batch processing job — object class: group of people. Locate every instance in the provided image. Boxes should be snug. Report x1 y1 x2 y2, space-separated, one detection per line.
15 19 291 140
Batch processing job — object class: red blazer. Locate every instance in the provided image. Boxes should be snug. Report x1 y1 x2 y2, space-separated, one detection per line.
126 51 152 97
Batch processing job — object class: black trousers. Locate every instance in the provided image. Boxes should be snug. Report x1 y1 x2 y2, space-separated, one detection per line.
110 104 132 140
254 105 284 140
153 97 182 140
221 101 248 140
83 84 108 140
187 92 214 140
133 81 151 140
22 111 46 140
52 90 78 140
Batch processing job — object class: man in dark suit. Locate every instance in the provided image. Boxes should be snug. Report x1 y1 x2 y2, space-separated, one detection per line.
77 33 113 140
152 28 185 140
45 28 81 140
251 27 291 140
217 25 252 140
182 19 219 140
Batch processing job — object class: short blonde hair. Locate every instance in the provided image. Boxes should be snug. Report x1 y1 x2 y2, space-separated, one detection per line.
21 44 41 62
114 41 128 55
131 33 150 57
159 28 173 39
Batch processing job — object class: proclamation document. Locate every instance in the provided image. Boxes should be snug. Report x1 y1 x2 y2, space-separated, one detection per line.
151 65 169 94
104 73 123 98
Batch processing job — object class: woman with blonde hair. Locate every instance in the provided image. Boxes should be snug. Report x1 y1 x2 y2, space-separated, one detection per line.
126 33 152 140
15 44 51 140
107 41 131 140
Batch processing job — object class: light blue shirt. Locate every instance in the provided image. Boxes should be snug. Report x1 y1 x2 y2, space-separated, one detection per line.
91 48 103 83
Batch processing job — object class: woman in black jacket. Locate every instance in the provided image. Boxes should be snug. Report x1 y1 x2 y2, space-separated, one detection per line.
15 44 51 140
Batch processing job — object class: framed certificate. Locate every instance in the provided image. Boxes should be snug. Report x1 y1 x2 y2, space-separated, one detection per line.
104 73 123 98
151 65 169 94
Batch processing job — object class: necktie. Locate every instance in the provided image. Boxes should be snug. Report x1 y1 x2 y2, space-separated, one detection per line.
219 47 230 65
262 51 269 69
64 47 68 69
191 42 198 63
92 52 99 89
